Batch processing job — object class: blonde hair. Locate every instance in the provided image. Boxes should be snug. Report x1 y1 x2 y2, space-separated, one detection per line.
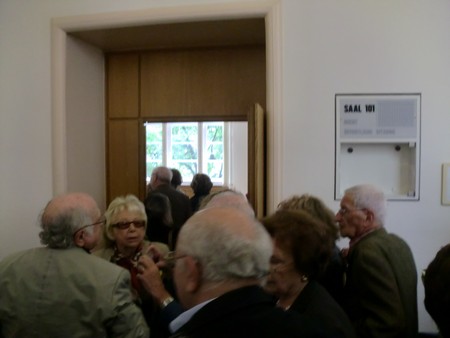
104 195 147 245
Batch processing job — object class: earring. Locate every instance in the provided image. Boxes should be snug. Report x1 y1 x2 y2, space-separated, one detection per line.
301 275 308 282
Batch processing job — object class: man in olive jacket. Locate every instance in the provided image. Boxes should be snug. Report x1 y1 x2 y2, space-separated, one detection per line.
336 184 418 338
0 193 149 338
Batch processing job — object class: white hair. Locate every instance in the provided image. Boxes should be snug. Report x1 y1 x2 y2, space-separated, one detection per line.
152 166 173 184
177 208 271 283
345 184 387 226
201 190 255 217
104 194 147 241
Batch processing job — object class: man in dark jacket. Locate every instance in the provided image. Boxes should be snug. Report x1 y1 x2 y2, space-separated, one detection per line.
138 207 334 338
145 166 192 249
336 184 418 338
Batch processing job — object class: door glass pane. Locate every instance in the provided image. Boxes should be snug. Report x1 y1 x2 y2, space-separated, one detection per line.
205 123 224 183
145 123 163 181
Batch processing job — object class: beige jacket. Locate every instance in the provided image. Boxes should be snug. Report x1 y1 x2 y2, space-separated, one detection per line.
0 247 149 338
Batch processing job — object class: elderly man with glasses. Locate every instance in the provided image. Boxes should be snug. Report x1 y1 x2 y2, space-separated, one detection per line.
336 184 418 338
0 192 149 338
137 207 335 338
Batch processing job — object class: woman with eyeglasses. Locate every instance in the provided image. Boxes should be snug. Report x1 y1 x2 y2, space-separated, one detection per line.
93 194 170 338
261 210 356 338
277 194 346 305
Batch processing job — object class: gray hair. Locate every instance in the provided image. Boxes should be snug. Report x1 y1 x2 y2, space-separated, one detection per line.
104 194 147 242
153 166 173 184
177 209 271 283
344 184 387 226
39 208 93 249
199 189 255 217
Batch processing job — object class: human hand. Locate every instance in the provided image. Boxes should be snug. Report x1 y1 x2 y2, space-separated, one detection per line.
137 255 172 303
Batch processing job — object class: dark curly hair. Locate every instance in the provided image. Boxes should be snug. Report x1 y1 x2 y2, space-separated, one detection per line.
190 173 213 196
171 168 183 188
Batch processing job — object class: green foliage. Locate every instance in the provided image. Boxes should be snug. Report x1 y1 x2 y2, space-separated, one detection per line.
145 122 224 184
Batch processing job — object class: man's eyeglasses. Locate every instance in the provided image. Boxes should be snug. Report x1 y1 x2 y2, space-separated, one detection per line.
163 251 188 268
73 218 105 236
111 220 146 230
337 207 366 215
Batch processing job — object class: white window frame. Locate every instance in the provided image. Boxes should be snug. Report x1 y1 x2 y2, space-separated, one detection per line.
145 121 228 185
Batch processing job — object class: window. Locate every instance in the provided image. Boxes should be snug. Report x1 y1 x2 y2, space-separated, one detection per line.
145 122 225 185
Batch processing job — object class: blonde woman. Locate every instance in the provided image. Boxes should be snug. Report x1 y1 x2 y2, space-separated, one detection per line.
94 194 169 338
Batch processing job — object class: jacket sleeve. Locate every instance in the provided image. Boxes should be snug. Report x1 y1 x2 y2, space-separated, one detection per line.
350 247 405 338
107 269 150 338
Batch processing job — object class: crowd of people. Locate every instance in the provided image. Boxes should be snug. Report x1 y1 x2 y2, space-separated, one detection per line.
0 168 448 338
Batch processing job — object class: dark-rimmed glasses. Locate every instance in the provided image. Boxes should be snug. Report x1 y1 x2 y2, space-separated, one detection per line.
111 220 146 230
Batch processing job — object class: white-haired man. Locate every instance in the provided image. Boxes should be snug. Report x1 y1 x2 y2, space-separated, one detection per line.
336 184 418 338
138 207 334 337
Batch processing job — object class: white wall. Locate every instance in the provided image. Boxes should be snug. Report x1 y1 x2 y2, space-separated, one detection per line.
228 121 248 193
1 0 449 333
281 1 450 333
66 36 106 208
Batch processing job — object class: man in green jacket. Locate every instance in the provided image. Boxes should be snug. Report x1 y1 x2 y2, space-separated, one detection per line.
336 184 418 338
0 192 149 338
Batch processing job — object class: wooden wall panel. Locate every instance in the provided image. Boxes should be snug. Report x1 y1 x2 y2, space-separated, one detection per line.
141 51 188 117
140 47 265 118
107 120 140 202
107 54 139 118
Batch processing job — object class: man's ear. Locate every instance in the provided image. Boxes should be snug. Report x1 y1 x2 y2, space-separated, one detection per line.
73 230 85 248
184 256 202 293
365 209 375 224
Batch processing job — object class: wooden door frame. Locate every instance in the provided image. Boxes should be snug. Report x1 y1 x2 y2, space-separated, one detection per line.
51 0 283 213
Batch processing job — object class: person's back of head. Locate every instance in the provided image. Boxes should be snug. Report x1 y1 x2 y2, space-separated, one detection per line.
277 194 339 241
39 192 101 250
345 184 387 227
171 168 183 189
190 173 213 196
150 166 173 190
145 192 173 226
199 188 255 217
423 244 450 338
177 207 271 287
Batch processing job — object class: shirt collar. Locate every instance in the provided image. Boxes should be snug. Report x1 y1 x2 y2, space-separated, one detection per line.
169 298 215 333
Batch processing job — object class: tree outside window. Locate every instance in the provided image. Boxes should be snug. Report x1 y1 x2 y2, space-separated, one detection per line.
145 122 225 185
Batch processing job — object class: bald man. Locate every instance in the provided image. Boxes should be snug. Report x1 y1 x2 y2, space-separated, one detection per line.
0 193 149 338
138 208 333 338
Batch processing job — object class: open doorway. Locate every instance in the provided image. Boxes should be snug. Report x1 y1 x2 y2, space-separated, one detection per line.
52 2 282 212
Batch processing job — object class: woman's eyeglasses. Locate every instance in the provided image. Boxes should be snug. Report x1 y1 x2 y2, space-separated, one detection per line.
111 220 146 230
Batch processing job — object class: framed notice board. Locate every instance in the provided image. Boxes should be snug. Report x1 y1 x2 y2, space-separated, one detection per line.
335 93 421 200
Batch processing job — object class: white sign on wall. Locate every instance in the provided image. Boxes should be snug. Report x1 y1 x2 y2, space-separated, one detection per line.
337 94 419 140
335 93 421 200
